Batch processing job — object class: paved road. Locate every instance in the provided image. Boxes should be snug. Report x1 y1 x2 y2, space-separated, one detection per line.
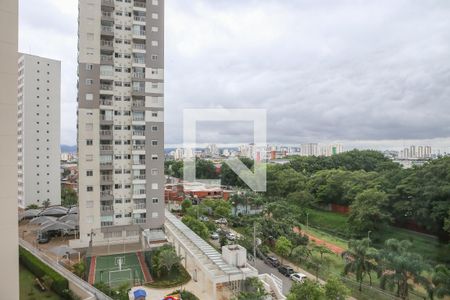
252 257 293 295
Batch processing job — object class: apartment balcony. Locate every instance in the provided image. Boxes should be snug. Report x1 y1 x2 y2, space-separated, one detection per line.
101 205 114 213
132 115 145 122
100 162 113 170
100 190 113 200
133 175 146 180
101 0 114 9
101 25 114 38
132 130 145 136
133 43 146 52
100 99 113 106
132 100 145 111
100 83 113 91
100 40 114 53
101 221 114 227
100 175 113 184
133 218 146 225
100 55 113 64
133 58 145 65
133 159 146 165
100 145 113 153
132 72 145 80
101 11 114 22
133 15 146 23
133 1 146 10
134 203 146 210
132 145 145 151
132 30 146 40
100 130 113 138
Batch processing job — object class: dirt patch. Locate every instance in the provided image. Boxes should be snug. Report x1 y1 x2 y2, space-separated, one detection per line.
293 226 345 255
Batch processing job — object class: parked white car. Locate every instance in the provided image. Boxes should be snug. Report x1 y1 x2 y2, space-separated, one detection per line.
210 232 219 240
226 232 236 241
215 218 228 225
290 273 307 283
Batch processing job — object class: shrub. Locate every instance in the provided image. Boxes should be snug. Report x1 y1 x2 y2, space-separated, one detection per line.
19 246 72 298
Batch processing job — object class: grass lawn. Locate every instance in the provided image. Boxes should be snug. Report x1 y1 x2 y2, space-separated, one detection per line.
19 264 60 300
146 266 191 289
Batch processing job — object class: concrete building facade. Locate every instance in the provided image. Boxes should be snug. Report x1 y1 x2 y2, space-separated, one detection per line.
0 0 19 297
17 53 61 208
74 0 165 247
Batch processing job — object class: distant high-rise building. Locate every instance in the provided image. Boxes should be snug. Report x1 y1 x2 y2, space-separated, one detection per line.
0 0 20 296
417 146 424 158
301 143 318 156
17 53 61 208
410 145 416 158
74 0 165 247
424 146 432 157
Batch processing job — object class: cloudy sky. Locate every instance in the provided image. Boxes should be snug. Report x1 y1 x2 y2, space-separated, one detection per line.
19 0 450 151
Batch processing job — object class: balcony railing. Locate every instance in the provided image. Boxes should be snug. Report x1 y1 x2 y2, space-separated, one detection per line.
133 30 146 36
101 0 114 6
101 40 113 47
101 175 113 182
133 43 146 50
134 2 146 8
132 100 145 107
101 11 113 18
100 84 113 91
100 115 113 121
133 72 145 79
100 99 113 106
100 55 113 63
133 58 145 64
101 26 114 33
100 162 113 167
132 116 145 121
100 130 112 136
133 159 146 165
133 218 146 224
134 203 146 210
101 221 114 227
101 190 112 197
133 175 146 180
132 130 145 136
101 205 114 212
133 145 145 151
133 16 146 22
100 145 113 151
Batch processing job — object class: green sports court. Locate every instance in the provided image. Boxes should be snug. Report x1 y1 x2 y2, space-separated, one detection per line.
88 252 152 288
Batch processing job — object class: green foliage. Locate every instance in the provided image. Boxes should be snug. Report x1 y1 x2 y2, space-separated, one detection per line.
343 238 378 291
19 246 71 299
181 199 192 213
168 290 200 300
275 236 293 261
26 204 39 209
378 239 431 299
61 187 78 207
432 264 450 299
348 188 392 234
236 277 268 300
287 280 325 300
72 262 85 279
324 276 351 300
93 282 129 300
158 248 182 274
220 157 254 187
182 216 209 240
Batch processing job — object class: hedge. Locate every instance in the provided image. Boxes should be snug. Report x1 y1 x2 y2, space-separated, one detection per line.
19 246 73 299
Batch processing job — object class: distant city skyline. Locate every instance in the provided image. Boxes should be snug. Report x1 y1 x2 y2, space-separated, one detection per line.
19 0 450 148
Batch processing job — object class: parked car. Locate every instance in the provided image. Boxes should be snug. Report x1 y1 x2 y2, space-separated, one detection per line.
278 265 295 277
264 256 280 267
210 232 219 240
37 232 49 244
215 218 228 225
290 273 307 283
199 215 209 222
226 232 236 241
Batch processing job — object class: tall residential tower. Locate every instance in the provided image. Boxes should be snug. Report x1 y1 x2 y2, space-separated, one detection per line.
74 0 165 247
0 0 19 297
17 53 61 208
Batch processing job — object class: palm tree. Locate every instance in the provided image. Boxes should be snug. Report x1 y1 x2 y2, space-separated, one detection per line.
158 248 182 274
342 238 378 291
379 239 431 299
431 264 450 299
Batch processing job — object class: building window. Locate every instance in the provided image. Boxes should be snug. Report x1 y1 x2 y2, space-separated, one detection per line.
86 78 93 85
87 186 93 192
152 112 158 117
152 183 158 189
152 212 158 218
151 168 158 175
151 126 158 131
152 13 158 19
152 198 158 203
86 139 93 146
115 214 122 219
86 93 93 101
86 64 93 71
151 155 158 160
152 0 158 5
151 40 158 47
86 170 93 176
86 154 93 161
151 55 158 61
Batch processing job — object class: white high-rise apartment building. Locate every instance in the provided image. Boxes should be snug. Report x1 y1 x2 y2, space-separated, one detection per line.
0 0 19 297
17 53 61 208
73 0 165 247
300 143 319 156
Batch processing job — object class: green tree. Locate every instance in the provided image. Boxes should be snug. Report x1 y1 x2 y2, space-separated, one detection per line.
348 188 392 234
158 248 182 274
287 280 325 300
237 277 268 300
324 276 350 300
213 201 231 218
72 262 86 279
379 239 431 299
432 264 450 299
343 238 378 291
182 216 209 240
275 236 293 263
61 187 78 207
291 245 312 264
181 199 192 213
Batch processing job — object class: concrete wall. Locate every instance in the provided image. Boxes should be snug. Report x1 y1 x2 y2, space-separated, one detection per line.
0 0 19 298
